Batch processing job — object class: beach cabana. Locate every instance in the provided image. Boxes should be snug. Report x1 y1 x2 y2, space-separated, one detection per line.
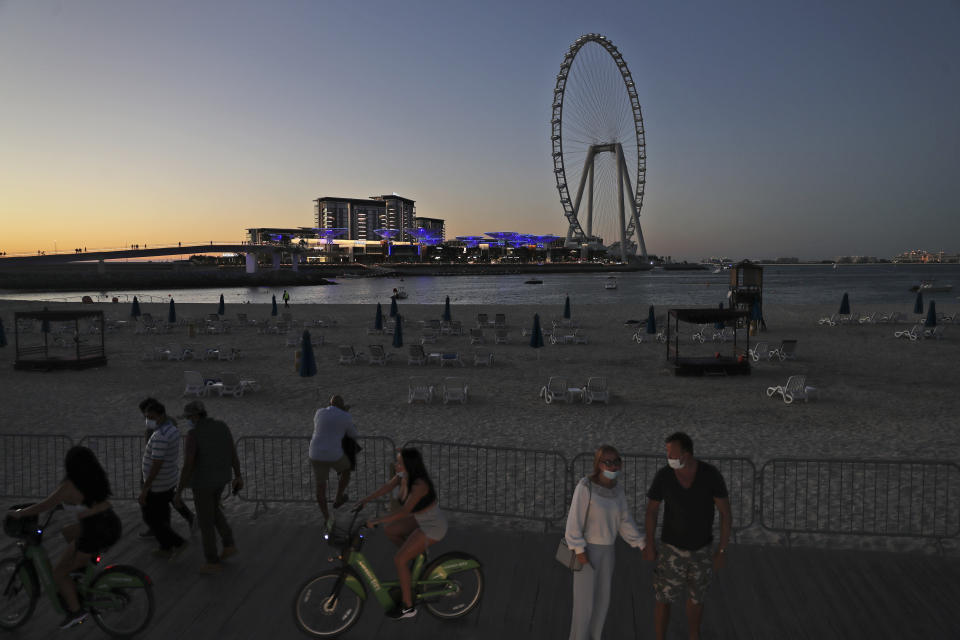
14 309 107 371
666 308 750 376
728 261 765 330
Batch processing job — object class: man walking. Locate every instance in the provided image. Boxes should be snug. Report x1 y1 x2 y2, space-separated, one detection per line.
138 397 195 539
174 401 242 574
309 395 359 526
282 289 291 308
139 399 187 558
643 432 731 640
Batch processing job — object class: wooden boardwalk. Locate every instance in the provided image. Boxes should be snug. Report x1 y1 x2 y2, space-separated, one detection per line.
2 506 958 639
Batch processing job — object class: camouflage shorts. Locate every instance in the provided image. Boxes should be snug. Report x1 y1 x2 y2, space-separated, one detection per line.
653 543 713 604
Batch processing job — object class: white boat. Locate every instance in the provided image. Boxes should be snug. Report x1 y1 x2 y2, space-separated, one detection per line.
909 281 953 293
604 277 618 290
712 266 722 274
391 286 408 299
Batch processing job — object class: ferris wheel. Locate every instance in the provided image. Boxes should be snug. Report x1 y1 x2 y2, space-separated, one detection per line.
551 34 648 261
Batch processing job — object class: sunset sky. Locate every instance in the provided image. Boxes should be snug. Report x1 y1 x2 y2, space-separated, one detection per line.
1 0 958 259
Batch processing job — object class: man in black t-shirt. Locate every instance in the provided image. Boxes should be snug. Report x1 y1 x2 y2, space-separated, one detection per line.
643 432 731 640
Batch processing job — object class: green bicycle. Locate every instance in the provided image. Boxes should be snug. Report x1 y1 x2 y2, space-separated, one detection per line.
1 504 155 638
293 509 483 638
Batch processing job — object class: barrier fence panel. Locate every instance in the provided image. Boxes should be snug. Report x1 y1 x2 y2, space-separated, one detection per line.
569 454 756 533
405 440 569 526
760 459 960 540
0 435 74 500
236 436 396 508
78 435 150 501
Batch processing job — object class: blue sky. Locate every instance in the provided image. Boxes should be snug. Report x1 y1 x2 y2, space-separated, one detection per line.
1 0 958 259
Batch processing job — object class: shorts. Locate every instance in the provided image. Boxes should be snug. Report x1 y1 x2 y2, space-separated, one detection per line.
413 506 448 542
653 543 713 604
310 456 351 488
76 509 122 555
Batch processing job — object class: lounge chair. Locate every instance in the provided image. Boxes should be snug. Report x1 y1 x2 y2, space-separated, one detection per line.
538 376 570 404
838 313 859 325
894 325 922 341
440 352 463 367
712 327 734 343
550 332 572 345
923 326 945 340
166 343 194 361
183 371 209 397
338 345 367 364
769 339 798 361
692 325 710 343
217 346 241 361
886 311 906 324
494 328 509 344
420 328 438 344
473 349 494 367
408 344 427 366
476 313 488 327
215 372 258 397
748 342 769 363
766 375 817 404
448 320 463 336
858 312 879 324
469 328 485 344
441 377 469 404
368 344 392 366
573 328 588 344
818 313 838 327
494 313 506 328
408 377 433 404
584 377 609 405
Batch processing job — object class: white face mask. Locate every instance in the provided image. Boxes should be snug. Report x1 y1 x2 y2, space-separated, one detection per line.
144 418 157 429
397 471 407 479
667 457 685 470
602 469 620 480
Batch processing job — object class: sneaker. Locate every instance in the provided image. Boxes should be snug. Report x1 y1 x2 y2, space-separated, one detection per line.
169 541 188 560
220 546 239 560
59 609 88 629
198 563 222 575
138 530 155 540
332 493 349 509
387 605 417 620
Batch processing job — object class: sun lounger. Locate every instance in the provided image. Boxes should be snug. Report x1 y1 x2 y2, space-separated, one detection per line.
494 313 506 328
494 328 508 344
368 344 392 366
769 339 798 361
338 345 367 364
215 372 258 397
440 352 463 367
476 313 488 327
748 342 769 363
441 377 469 404
183 371 209 397
473 350 494 367
469 328 485 344
420 328 438 344
573 328 588 344
766 375 817 404
408 344 427 366
584 377 609 404
539 376 572 404
692 325 710 343
818 313 838 327
408 377 433 404
894 325 922 341
923 326 945 340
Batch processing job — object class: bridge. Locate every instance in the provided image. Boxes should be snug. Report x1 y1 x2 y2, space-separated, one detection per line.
0 244 308 274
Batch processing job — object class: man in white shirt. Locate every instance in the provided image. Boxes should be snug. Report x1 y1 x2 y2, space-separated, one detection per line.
309 395 359 524
139 399 187 558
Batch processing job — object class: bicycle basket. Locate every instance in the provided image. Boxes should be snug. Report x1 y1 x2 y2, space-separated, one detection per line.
327 511 357 547
4 504 39 541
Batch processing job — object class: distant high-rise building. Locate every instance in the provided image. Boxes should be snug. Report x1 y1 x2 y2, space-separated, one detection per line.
414 217 446 242
314 194 419 241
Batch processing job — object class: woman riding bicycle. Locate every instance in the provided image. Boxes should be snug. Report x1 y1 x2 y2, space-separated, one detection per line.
356 447 447 620
9 446 121 630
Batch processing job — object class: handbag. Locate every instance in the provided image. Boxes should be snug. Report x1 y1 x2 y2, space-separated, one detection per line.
341 435 362 471
556 479 592 571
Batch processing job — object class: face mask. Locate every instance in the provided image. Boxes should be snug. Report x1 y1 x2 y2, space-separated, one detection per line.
667 457 685 470
397 471 407 479
602 470 620 480
144 418 157 429
185 419 196 429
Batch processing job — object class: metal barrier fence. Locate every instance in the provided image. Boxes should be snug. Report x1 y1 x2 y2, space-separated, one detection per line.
760 458 960 542
235 435 397 514
78 435 151 500
0 434 74 499
569 454 757 533
406 440 570 525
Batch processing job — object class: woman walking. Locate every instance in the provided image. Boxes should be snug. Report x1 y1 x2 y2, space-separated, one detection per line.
565 444 645 640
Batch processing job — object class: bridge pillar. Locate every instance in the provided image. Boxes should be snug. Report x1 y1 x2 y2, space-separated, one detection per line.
291 253 300 272
272 252 281 271
245 253 258 274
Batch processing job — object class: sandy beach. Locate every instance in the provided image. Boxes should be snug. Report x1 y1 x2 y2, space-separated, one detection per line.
2 298 958 554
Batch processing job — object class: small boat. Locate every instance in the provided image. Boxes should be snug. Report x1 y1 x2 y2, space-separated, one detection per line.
909 281 953 293
391 286 408 299
711 266 722 274
524 278 543 285
604 276 618 290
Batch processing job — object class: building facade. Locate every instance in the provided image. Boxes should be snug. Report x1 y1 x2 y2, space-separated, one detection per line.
314 194 418 241
414 216 446 242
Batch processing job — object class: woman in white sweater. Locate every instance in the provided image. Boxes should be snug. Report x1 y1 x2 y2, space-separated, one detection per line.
565 444 646 640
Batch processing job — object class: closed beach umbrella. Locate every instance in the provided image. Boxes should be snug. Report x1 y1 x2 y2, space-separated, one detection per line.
392 314 403 348
839 292 850 316
529 313 545 349
751 302 762 323
925 300 937 327
913 292 923 315
299 330 317 377
130 296 141 318
443 296 452 322
390 297 398 318
0 317 7 348
217 294 225 316
715 302 725 330
168 298 176 324
41 307 50 334
563 295 571 320
271 295 278 316
375 303 383 331
646 305 657 334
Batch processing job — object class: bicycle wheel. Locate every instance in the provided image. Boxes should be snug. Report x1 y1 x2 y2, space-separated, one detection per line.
0 558 37 629
293 570 364 638
88 565 154 638
421 553 484 619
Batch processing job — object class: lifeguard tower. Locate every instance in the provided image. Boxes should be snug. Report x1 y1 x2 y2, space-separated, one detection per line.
728 261 766 331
